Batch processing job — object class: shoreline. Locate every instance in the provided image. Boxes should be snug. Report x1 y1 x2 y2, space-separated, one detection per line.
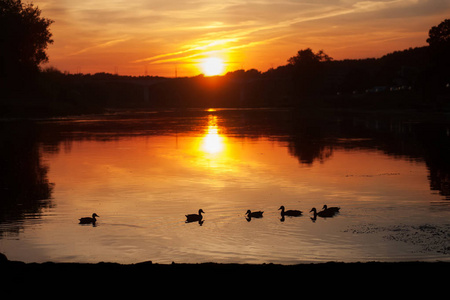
4 257 449 273
2 252 448 293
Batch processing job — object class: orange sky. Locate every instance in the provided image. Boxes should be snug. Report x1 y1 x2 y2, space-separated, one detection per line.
35 0 450 77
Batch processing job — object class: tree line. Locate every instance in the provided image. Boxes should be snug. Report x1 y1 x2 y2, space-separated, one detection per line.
1 0 449 116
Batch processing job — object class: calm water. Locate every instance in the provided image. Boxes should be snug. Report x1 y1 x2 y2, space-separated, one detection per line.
1 108 450 264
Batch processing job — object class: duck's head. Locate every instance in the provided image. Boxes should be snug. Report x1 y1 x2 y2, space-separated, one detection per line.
309 208 317 213
198 209 205 214
92 213 99 218
278 206 285 211
322 205 328 210
245 210 251 215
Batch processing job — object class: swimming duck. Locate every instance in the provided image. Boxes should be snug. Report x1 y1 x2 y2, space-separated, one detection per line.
310 207 335 218
186 209 204 223
322 205 340 213
79 213 99 224
245 210 264 218
278 206 302 216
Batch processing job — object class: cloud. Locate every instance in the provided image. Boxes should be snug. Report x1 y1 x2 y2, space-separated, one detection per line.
68 38 130 56
36 0 450 75
133 38 240 64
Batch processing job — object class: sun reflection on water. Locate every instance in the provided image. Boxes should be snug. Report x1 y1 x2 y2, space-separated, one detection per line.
201 115 225 155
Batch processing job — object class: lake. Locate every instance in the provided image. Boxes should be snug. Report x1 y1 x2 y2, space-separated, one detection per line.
1 108 450 264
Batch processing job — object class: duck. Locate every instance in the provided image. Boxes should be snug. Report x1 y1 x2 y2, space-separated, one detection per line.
79 213 99 224
278 205 302 216
310 207 335 218
322 205 340 213
245 210 264 218
185 209 204 223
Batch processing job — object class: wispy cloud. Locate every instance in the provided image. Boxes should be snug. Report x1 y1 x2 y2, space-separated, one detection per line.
68 38 130 56
133 39 239 64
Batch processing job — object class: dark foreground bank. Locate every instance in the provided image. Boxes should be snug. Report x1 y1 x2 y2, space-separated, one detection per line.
1 253 448 296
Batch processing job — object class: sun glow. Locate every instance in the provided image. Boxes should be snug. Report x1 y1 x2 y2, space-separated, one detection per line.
201 57 225 76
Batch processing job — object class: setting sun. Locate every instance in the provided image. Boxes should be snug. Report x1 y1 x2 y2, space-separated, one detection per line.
201 57 225 76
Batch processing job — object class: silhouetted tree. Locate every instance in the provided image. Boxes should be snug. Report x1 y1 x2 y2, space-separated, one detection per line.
427 19 450 50
427 19 450 67
0 0 53 91
287 48 332 99
421 19 450 98
287 48 332 66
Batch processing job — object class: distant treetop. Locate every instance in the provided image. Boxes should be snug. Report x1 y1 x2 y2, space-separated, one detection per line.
287 48 333 66
427 19 450 47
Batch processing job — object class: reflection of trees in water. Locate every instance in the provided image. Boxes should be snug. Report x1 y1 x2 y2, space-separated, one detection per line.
63 110 450 199
219 109 450 199
414 122 450 200
39 110 450 200
351 113 450 200
294 111 450 200
284 112 336 165
0 122 53 235
288 142 333 165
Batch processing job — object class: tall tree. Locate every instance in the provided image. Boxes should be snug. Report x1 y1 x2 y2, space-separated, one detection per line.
424 19 450 95
0 0 53 88
427 19 450 67
427 19 450 48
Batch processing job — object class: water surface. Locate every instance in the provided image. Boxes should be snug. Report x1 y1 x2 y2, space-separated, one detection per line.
1 109 449 264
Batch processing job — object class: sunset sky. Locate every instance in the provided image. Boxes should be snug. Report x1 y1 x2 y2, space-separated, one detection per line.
35 0 450 77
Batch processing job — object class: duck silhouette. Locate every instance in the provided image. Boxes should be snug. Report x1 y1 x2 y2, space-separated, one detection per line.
245 210 264 218
322 205 340 213
310 207 335 219
185 209 204 223
245 210 263 221
79 213 99 224
279 206 302 216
